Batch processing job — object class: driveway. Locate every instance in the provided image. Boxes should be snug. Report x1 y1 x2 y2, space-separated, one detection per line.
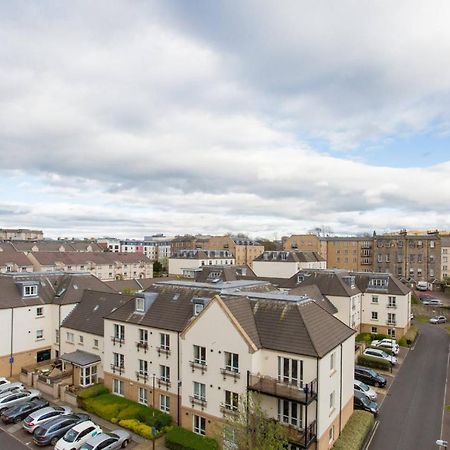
369 323 449 450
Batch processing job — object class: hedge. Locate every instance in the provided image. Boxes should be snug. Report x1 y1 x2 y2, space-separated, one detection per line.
332 410 374 450
82 394 171 439
357 354 392 371
165 426 219 450
77 384 109 400
399 325 418 347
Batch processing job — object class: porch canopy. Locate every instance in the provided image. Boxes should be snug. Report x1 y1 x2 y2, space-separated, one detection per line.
60 350 100 368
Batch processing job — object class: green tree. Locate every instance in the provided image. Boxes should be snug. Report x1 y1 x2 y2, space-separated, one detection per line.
122 287 136 296
225 392 288 450
153 261 163 274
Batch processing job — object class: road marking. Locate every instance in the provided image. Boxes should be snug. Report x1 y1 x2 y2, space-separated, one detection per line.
364 419 379 450
440 341 450 441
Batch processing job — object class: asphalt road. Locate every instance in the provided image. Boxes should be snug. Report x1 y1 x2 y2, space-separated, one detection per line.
369 323 449 450
0 428 29 449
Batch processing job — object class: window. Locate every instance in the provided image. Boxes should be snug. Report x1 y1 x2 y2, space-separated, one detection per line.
330 352 335 372
135 297 145 312
388 296 396 308
160 365 170 383
329 391 335 410
113 324 125 341
371 327 377 334
278 357 303 387
160 394 170 413
194 303 204 316
36 307 43 317
80 365 97 386
160 333 170 351
224 352 239 373
138 387 148 405
224 391 239 411
329 426 334 443
139 359 148 376
66 332 74 343
193 382 206 401
113 379 124 396
194 345 207 365
36 329 43 340
93 339 99 348
372 296 378 304
139 329 148 344
278 399 302 428
113 353 124 368
371 312 378 320
388 328 396 338
79 335 84 345
24 285 37 297
388 313 396 325
193 415 206 435
430 240 435 248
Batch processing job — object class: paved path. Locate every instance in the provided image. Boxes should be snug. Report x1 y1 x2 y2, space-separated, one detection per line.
0 427 29 449
369 323 449 450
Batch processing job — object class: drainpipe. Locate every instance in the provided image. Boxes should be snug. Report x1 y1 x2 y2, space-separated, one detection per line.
177 332 181 426
315 357 319 443
339 343 343 435
9 308 14 377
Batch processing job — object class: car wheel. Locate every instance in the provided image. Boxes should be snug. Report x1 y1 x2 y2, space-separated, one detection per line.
374 381 380 387
122 439 129 448
14 416 21 424
51 437 59 446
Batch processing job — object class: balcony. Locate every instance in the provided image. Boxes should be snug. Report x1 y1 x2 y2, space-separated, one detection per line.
157 378 171 390
220 367 240 382
136 342 148 352
220 403 239 416
386 320 397 326
157 346 171 358
387 304 397 309
189 395 207 409
136 371 148 383
111 336 125 347
248 374 317 404
190 361 207 374
282 420 317 448
110 364 124 375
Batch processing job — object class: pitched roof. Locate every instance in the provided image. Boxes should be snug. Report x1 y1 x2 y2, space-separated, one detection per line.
288 284 338 314
106 285 218 331
254 251 325 263
194 266 256 283
105 278 163 293
62 290 133 336
352 273 410 295
60 350 101 367
9 240 104 252
30 251 151 266
222 297 354 358
0 250 33 267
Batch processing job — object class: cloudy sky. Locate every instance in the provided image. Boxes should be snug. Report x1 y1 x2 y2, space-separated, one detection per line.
2 1 450 239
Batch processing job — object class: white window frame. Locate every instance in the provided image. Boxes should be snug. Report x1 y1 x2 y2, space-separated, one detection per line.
138 359 148 376
36 307 43 317
372 311 378 320
224 390 239 411
80 365 97 387
136 298 145 312
193 382 206 401
113 378 124 396
160 394 170 413
278 399 303 428
193 415 206 436
225 352 239 372
160 333 170 351
138 387 148 405
24 285 38 297
194 345 207 365
160 365 170 383
330 391 335 410
36 329 43 340
113 352 124 368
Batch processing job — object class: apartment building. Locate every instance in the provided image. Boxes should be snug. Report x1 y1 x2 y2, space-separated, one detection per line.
102 285 219 424
373 231 440 285
180 295 355 449
326 238 374 272
252 251 326 278
60 290 132 387
170 235 210 254
0 272 115 377
205 236 264 267
283 235 327 260
9 239 104 253
0 228 44 241
168 250 235 276
441 237 450 280
27 252 153 281
0 249 34 273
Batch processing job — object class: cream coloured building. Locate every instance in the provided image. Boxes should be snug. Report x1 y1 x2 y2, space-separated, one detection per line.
205 236 264 267
168 250 235 276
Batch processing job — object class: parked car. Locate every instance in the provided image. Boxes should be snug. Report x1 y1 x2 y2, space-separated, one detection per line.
0 389 40 413
416 281 428 291
354 379 377 401
354 390 379 416
355 366 387 387
364 348 398 365
0 381 24 395
23 405 72 433
1 398 49 424
0 377 10 387
33 413 90 447
430 315 447 324
55 420 102 450
79 430 131 450
421 297 443 306
371 339 400 355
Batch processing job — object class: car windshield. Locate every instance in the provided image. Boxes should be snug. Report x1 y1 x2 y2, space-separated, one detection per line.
360 383 369 392
79 445 94 450
359 395 370 406
64 429 79 442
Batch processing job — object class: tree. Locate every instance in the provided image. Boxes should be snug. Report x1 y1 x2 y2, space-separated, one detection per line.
153 261 163 274
225 392 288 450
122 287 136 296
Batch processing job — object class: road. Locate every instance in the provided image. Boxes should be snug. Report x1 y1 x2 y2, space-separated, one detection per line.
0 428 29 449
369 323 449 450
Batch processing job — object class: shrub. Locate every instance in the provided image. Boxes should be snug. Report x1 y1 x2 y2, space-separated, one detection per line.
165 426 219 450
399 325 418 347
118 419 154 440
357 354 392 371
78 384 109 400
371 333 389 342
333 410 374 450
355 333 371 343
411 292 419 304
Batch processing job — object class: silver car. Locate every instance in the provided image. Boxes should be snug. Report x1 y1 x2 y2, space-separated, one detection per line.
0 389 40 413
0 382 24 395
79 430 131 449
23 405 72 433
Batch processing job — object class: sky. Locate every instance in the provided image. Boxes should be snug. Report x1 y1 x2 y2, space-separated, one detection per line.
2 0 450 239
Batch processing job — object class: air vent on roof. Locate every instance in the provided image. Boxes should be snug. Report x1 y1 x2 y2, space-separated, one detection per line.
93 305 99 311
73 284 78 290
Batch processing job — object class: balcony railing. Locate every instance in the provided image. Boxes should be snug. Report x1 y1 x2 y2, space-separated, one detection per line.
190 361 207 373
387 304 397 309
111 336 125 347
157 346 171 358
283 420 317 448
136 371 148 383
220 367 240 382
157 378 171 389
136 341 148 352
110 364 124 375
386 320 397 326
189 395 207 409
248 374 317 404
220 403 239 416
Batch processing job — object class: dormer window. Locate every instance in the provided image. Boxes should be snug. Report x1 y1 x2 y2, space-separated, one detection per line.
24 285 38 297
136 297 145 313
194 303 204 316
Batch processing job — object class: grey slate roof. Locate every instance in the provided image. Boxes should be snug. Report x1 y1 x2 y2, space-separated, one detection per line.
60 350 101 367
62 290 133 336
106 278 165 293
351 272 410 295
223 296 354 357
254 251 325 263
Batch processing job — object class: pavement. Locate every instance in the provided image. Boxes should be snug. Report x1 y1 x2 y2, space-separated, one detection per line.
368 323 449 450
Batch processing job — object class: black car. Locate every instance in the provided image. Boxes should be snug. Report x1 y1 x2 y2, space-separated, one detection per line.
33 413 90 447
355 365 387 388
1 398 49 424
354 391 379 416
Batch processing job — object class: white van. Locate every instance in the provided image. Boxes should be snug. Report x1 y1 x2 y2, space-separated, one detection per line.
416 281 428 291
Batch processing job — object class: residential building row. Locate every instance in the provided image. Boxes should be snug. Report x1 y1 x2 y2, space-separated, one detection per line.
0 228 44 241
168 250 236 276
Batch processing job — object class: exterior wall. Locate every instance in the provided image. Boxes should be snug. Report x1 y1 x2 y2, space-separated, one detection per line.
283 235 322 254
326 294 361 330
0 263 34 273
326 239 373 272
0 229 44 240
205 236 264 267
441 244 450 280
253 260 326 278
168 257 235 276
